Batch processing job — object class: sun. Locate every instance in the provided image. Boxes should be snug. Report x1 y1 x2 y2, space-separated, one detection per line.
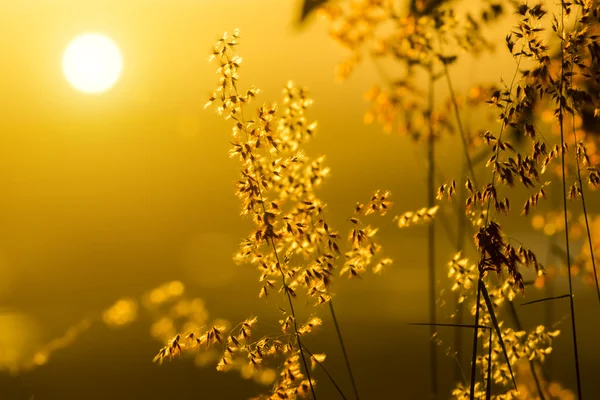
62 33 122 94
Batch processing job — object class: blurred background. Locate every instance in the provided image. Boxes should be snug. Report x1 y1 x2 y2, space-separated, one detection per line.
0 0 599 398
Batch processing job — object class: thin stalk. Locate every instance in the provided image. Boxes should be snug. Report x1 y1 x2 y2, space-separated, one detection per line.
544 200 557 374
427 66 438 399
469 282 482 400
308 215 358 400
301 343 349 400
521 294 572 306
480 282 517 391
570 74 600 306
228 58 316 398
558 5 582 397
437 43 475 383
410 322 489 330
268 239 317 399
440 60 472 382
454 166 467 384
440 58 478 186
328 300 359 400
486 329 492 400
438 38 487 398
571 1 599 304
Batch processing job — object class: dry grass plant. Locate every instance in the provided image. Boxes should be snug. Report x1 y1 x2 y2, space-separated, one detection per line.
153 29 393 399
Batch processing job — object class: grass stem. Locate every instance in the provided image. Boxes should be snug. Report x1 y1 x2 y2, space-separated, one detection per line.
454 169 466 384
427 66 438 399
301 343 349 400
328 300 359 400
469 282 482 400
568 48 600 306
558 4 583 397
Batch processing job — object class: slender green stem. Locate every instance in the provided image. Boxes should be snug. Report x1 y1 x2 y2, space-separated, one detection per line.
328 300 359 400
558 4 582 397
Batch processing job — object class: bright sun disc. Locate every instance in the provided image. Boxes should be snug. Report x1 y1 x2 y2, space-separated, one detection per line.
62 33 122 94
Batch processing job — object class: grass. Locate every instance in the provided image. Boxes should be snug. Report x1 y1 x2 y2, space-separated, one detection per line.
154 1 600 398
6 1 600 399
